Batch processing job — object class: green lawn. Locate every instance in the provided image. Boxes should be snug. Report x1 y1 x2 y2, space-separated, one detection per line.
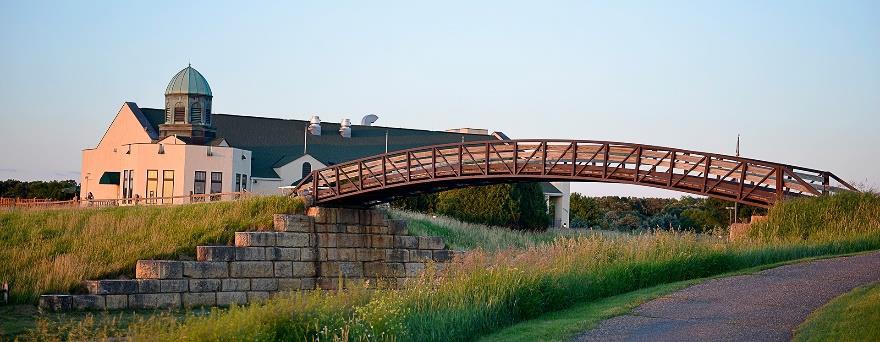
794 281 880 341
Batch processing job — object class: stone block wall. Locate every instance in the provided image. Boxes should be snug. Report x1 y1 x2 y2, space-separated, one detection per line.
39 208 457 312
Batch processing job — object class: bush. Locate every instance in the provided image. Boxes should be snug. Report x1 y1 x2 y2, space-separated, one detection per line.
435 183 549 230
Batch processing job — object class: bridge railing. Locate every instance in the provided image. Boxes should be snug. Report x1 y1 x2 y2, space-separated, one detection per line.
294 140 857 207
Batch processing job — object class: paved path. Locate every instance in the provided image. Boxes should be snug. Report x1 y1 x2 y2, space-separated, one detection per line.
574 251 880 341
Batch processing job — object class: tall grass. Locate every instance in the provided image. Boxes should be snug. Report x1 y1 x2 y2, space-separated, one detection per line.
26 192 878 341
0 196 304 303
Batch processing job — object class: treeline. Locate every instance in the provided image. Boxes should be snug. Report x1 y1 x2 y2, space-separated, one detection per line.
0 179 78 200
391 183 549 230
570 193 766 232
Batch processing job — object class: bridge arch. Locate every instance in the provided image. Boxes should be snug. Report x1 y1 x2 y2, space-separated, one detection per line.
292 140 856 208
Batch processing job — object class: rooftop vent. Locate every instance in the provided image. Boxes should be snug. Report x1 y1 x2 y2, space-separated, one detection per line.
340 118 352 138
308 115 322 136
361 114 379 126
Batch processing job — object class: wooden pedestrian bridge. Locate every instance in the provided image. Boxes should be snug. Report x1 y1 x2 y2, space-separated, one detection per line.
291 139 856 208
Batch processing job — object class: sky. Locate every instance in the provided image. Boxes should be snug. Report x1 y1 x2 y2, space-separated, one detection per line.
1 0 878 197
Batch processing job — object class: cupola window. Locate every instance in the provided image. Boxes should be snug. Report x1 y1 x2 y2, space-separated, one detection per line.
173 103 185 123
190 102 202 124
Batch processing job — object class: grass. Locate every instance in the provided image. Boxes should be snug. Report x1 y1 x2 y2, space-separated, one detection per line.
0 195 304 304
794 281 880 341
9 192 880 341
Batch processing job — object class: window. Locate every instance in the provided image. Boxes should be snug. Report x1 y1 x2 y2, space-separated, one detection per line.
174 103 185 123
190 103 202 124
242 175 248 191
146 170 159 204
205 106 211 125
122 170 132 203
194 171 206 194
165 106 171 123
210 172 222 201
162 170 174 204
235 173 241 192
302 162 312 178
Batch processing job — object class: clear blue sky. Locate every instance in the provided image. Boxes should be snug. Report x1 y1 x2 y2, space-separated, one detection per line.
1 0 878 196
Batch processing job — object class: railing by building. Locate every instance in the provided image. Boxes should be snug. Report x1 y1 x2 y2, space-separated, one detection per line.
0 192 251 210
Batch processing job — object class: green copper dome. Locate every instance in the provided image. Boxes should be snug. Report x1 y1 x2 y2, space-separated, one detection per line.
165 65 212 96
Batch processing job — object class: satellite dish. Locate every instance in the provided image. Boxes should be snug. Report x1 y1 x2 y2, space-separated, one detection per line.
361 114 379 126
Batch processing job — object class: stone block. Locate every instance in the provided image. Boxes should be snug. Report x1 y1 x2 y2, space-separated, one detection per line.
251 278 278 291
405 263 426 277
357 248 384 261
322 261 363 278
105 295 128 310
343 225 360 234
277 278 301 291
393 236 418 249
235 247 266 261
314 224 332 233
276 232 310 247
328 248 357 261
274 214 314 232
266 247 301 261
337 234 367 248
235 232 276 247
433 250 455 262
419 236 445 250
183 292 217 307
410 250 433 262
307 207 337 224
300 247 318 261
189 279 221 292
136 260 183 279
336 208 360 224
137 279 160 293
386 249 408 262
368 225 390 235
196 246 235 262
371 210 387 225
39 295 72 312
247 291 271 303
389 220 408 235
301 278 317 290
364 262 405 277
221 279 251 291
217 292 248 306
274 261 292 277
84 280 139 295
370 235 393 248
71 295 105 310
128 293 181 309
317 233 337 248
229 261 274 278
291 262 317 277
159 279 188 292
184 261 229 278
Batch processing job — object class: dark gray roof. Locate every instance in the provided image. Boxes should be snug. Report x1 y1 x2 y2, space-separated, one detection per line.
138 107 495 179
540 182 562 195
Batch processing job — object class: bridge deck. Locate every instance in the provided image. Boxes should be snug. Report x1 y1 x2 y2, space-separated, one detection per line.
293 140 856 207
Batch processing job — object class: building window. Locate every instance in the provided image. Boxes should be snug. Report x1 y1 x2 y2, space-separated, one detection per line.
190 102 202 124
174 103 185 123
122 170 134 203
165 106 171 123
205 105 211 125
235 173 241 192
194 171 206 196
146 170 159 204
242 175 248 191
302 162 312 179
162 170 174 204
210 172 222 201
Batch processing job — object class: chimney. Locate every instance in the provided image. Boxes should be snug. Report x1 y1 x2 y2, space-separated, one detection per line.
340 119 352 138
308 115 321 135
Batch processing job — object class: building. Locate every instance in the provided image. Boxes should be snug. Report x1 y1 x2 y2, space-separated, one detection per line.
80 66 570 227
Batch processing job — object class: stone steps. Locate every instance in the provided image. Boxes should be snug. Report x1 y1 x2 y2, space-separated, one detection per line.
39 208 459 312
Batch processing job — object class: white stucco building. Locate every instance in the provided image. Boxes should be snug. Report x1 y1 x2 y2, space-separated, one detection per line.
80 66 571 227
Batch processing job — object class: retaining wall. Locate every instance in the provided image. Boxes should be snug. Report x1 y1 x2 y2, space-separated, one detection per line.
39 207 457 311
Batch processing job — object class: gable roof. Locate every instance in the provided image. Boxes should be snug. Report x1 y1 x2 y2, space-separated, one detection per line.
138 108 495 178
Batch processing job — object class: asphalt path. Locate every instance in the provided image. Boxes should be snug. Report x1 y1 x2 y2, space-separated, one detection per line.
574 251 880 341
